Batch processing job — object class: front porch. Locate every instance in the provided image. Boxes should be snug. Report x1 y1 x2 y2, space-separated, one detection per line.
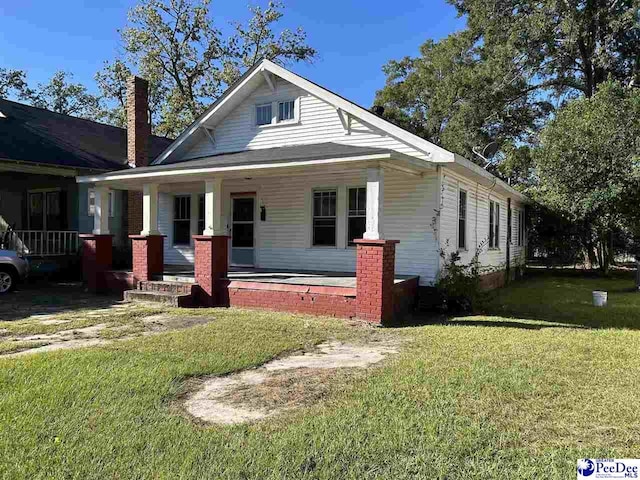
77 143 432 324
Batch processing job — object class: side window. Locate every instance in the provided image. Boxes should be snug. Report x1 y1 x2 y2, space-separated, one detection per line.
173 195 191 245
458 189 467 250
347 187 366 246
494 202 500 249
489 200 495 248
312 190 337 246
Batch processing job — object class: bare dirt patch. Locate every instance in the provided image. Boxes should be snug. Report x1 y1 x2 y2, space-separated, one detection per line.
183 341 399 425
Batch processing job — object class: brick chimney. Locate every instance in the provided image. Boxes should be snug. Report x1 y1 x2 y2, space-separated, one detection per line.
126 76 150 235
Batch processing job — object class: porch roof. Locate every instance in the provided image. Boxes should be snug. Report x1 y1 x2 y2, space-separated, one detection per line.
76 142 432 189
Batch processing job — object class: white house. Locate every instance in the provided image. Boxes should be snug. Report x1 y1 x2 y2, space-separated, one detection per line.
77 59 527 323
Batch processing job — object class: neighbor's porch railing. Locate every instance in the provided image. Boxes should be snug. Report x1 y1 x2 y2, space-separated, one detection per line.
2 230 80 256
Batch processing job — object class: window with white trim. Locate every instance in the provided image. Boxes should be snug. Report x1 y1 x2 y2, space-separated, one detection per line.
198 194 205 235
312 190 336 246
489 200 500 249
278 100 295 122
256 103 272 126
347 187 366 246
173 195 191 246
517 209 525 246
88 188 114 217
458 189 467 250
256 99 297 126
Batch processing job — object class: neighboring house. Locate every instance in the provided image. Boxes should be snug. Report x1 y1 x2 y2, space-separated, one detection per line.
78 59 527 323
0 96 172 257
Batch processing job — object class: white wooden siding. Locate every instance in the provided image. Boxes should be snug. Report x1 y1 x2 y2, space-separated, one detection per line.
438 167 526 275
182 78 432 162
158 168 441 284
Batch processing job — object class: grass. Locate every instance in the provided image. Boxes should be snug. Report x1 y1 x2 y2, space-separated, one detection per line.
1 271 639 478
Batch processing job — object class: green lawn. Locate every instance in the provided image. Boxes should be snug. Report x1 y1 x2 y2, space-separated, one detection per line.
1 272 639 479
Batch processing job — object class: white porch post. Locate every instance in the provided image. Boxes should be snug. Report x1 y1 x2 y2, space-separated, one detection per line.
363 167 384 240
140 183 160 236
93 186 110 235
203 178 226 236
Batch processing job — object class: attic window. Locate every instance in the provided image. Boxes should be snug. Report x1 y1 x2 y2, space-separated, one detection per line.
255 99 298 127
256 103 272 126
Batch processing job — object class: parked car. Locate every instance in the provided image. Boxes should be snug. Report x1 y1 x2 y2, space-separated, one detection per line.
0 250 28 293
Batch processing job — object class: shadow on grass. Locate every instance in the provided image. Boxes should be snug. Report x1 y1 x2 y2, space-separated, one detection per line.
0 280 123 322
399 269 640 331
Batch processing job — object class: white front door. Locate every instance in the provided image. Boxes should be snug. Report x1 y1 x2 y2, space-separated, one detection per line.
231 196 255 266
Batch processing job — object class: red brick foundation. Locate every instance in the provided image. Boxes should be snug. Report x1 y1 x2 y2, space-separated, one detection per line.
130 235 165 283
228 282 356 317
193 235 229 307
392 276 419 319
355 239 400 325
80 234 113 293
103 270 136 293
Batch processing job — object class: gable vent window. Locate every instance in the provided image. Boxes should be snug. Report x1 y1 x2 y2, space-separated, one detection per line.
278 100 295 122
256 103 272 126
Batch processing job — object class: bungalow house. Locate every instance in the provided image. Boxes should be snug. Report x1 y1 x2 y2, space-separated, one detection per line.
0 86 172 262
77 59 527 324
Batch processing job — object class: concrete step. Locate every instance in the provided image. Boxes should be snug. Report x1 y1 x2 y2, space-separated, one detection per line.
123 290 193 307
156 273 197 284
138 280 197 295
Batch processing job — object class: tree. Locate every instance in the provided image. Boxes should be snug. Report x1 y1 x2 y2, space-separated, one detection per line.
536 80 640 274
98 0 316 137
22 71 100 119
0 68 28 99
375 0 640 173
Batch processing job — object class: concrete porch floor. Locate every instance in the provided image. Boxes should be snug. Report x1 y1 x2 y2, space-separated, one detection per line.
161 265 417 288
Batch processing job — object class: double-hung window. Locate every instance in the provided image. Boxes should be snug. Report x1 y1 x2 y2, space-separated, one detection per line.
489 200 500 249
458 189 467 250
312 190 337 246
347 187 366 246
278 100 295 122
517 210 525 246
173 195 191 246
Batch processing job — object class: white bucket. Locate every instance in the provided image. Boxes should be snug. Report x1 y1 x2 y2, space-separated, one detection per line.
593 291 608 307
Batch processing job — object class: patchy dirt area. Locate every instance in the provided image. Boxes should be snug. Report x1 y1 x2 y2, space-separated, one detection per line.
2 313 218 357
183 341 399 425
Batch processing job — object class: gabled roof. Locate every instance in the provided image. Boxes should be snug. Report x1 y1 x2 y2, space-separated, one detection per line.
0 98 172 171
152 59 456 166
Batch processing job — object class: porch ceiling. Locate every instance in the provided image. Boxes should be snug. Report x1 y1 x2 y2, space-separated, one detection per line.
76 142 433 190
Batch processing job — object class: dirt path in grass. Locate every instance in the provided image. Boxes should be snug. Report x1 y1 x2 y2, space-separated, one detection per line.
3 314 216 357
183 340 399 425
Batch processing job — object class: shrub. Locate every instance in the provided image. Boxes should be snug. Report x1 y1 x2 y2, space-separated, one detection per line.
435 241 486 314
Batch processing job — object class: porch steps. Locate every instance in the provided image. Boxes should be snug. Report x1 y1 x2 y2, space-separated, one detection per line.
123 280 198 307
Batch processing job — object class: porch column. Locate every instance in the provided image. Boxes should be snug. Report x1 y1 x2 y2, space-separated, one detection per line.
80 233 112 293
140 183 160 236
129 183 164 284
363 167 383 240
93 186 110 235
194 178 229 306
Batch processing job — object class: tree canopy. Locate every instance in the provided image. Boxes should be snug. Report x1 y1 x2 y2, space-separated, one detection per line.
375 0 640 169
97 0 316 137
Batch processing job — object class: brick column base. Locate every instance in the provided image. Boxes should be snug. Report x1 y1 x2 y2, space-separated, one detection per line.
79 234 113 293
129 235 165 284
193 235 229 307
355 239 400 325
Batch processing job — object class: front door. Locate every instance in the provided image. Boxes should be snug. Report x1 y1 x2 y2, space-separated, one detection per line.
231 196 255 266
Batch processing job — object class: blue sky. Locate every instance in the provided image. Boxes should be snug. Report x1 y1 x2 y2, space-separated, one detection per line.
0 0 465 107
